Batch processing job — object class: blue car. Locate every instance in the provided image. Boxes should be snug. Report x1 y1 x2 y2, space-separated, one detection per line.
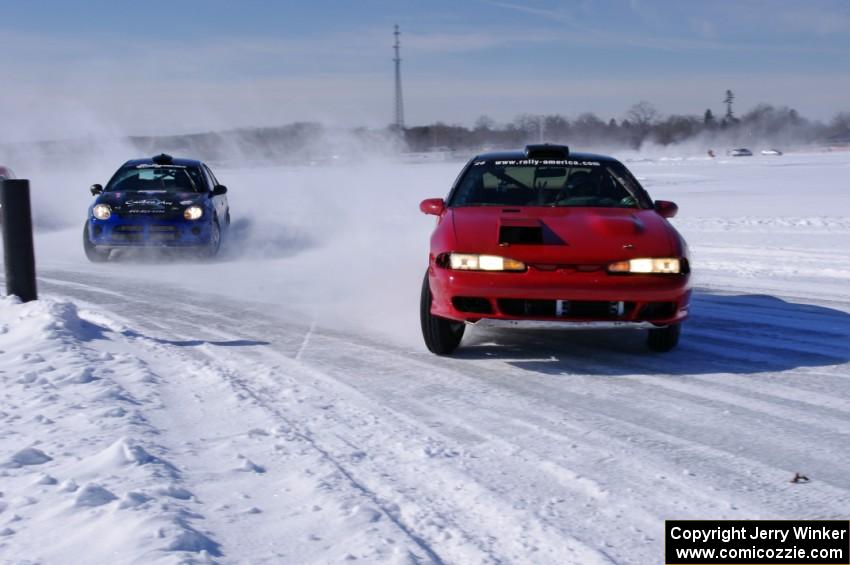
84 154 230 262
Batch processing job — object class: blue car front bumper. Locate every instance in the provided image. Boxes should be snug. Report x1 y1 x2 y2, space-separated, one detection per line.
88 217 214 248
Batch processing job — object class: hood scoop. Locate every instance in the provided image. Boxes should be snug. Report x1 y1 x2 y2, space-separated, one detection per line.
589 214 646 236
499 218 565 246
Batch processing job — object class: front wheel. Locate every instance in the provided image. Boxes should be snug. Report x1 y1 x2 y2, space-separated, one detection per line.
82 223 110 263
201 220 221 258
647 323 681 352
420 271 465 355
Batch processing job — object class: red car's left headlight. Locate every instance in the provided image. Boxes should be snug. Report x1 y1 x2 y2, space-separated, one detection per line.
607 258 685 274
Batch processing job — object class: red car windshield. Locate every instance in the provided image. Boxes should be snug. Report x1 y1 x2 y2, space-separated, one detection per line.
449 160 651 208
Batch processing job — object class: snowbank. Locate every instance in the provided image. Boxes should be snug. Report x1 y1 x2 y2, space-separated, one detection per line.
0 297 221 563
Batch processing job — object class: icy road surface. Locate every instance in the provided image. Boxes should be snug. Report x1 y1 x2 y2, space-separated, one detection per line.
2 152 849 564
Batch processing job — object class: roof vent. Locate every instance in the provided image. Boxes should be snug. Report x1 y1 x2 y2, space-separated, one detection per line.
524 144 569 160
152 153 173 165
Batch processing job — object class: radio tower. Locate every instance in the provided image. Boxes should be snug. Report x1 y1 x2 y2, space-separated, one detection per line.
393 24 405 129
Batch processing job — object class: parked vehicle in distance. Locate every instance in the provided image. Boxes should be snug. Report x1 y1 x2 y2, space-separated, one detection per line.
761 148 783 156
419 144 691 355
83 154 230 262
729 148 753 157
0 166 15 180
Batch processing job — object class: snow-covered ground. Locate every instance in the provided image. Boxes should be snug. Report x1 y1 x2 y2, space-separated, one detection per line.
2 150 849 564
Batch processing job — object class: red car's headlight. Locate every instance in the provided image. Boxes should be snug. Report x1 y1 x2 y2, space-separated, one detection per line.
448 253 526 272
608 258 682 274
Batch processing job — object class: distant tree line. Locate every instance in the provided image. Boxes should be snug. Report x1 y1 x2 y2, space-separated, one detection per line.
3 92 850 167
403 95 850 153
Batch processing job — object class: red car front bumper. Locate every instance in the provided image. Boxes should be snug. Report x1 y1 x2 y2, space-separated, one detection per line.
428 264 690 326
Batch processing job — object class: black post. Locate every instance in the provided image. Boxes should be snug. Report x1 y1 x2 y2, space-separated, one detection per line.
1 179 37 302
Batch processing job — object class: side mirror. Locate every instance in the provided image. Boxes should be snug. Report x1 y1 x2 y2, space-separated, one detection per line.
419 198 445 216
654 200 678 219
212 185 228 196
90 184 103 195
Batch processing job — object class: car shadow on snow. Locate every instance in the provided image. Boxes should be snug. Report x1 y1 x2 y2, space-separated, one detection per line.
123 332 271 347
119 329 270 348
454 291 850 376
101 218 317 264
66 319 270 349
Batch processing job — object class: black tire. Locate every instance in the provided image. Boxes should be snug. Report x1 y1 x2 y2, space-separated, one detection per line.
420 271 465 355
82 223 110 263
202 220 221 258
647 323 681 352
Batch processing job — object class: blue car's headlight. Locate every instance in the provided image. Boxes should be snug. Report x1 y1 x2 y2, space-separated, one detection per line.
92 204 111 220
184 206 203 221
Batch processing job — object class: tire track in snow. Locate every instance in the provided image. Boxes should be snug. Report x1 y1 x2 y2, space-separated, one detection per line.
32 269 850 564
36 272 611 564
295 320 317 361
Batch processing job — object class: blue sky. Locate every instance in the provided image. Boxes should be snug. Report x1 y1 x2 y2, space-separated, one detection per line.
1 0 849 140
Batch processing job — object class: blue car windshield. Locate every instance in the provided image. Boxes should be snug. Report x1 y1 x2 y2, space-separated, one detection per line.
449 160 652 208
105 166 205 193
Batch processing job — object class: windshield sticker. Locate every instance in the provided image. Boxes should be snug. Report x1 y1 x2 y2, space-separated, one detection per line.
490 159 601 167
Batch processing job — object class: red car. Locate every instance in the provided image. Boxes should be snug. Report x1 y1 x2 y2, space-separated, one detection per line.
419 144 690 354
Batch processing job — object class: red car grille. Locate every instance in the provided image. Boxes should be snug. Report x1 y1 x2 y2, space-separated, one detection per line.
497 299 635 318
